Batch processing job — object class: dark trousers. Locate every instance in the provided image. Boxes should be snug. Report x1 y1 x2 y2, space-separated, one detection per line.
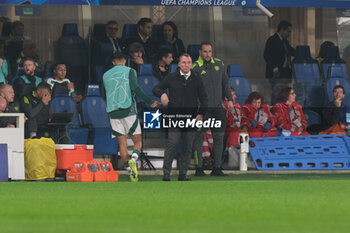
163 128 195 176
192 107 227 169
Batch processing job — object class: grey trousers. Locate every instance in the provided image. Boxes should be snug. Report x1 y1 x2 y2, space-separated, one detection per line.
163 128 195 176
192 107 226 168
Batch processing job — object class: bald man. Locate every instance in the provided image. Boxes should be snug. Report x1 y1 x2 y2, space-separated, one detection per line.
0 84 21 127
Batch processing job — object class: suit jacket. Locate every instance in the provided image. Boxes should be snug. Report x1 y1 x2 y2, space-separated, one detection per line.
91 35 125 66
263 33 295 79
127 34 157 63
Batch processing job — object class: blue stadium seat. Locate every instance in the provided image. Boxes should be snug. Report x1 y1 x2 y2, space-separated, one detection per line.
303 110 321 126
138 64 159 102
293 45 321 81
170 64 178 73
51 94 88 144
57 23 88 91
122 24 138 41
81 85 118 155
152 24 162 41
292 46 324 108
92 24 106 41
227 64 251 106
322 46 349 80
86 84 101 97
187 44 200 62
327 64 348 80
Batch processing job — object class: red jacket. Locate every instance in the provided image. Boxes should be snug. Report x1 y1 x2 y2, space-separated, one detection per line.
271 102 308 134
240 103 277 138
224 101 241 147
241 104 276 129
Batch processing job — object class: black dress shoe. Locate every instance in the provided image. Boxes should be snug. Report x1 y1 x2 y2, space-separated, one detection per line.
194 167 207 176
210 168 227 176
163 174 170 181
178 174 191 181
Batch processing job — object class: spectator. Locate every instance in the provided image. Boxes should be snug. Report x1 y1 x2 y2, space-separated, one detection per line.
13 40 44 78
127 18 157 63
126 42 144 74
4 21 29 64
46 63 76 98
91 20 125 72
14 57 42 101
316 41 335 66
271 87 309 136
158 21 185 63
0 84 21 128
152 48 173 82
101 52 159 182
263 20 295 104
153 53 208 181
316 41 335 78
192 42 233 176
20 82 52 138
240 91 277 138
224 87 242 149
320 85 350 135
104 20 124 54
0 39 9 84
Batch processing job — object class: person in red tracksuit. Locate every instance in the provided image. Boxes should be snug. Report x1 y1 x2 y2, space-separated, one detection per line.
240 92 277 138
224 87 242 148
271 87 309 136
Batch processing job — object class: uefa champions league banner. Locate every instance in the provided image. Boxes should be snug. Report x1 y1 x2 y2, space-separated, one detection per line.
0 0 349 8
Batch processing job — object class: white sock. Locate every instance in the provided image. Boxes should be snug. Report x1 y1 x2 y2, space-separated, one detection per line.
131 152 139 161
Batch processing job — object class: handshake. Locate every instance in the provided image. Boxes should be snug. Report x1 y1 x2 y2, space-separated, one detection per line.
250 119 271 131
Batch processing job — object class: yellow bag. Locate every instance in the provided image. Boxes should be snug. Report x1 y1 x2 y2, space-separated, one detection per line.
24 138 57 180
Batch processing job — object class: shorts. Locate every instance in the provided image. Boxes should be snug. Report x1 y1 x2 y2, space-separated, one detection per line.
110 115 141 137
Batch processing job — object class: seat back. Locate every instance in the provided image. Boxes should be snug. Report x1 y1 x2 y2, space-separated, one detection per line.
122 24 138 41
51 94 80 126
57 23 88 90
152 24 163 42
187 44 200 62
92 24 106 41
170 64 178 73
303 110 321 126
322 46 348 79
138 64 159 102
227 64 251 106
327 64 348 80
81 96 110 128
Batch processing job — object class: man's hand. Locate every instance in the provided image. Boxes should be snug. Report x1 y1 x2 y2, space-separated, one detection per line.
150 101 160 109
134 57 144 65
227 100 234 112
297 127 303 135
195 114 203 122
334 98 342 107
0 58 3 67
68 82 74 90
160 93 169 106
42 93 51 105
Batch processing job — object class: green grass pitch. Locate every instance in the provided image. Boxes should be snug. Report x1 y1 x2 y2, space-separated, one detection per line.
1 173 350 233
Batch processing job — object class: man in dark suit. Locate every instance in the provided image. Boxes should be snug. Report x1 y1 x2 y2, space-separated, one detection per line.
153 53 208 181
127 18 157 63
91 20 125 82
263 20 295 104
